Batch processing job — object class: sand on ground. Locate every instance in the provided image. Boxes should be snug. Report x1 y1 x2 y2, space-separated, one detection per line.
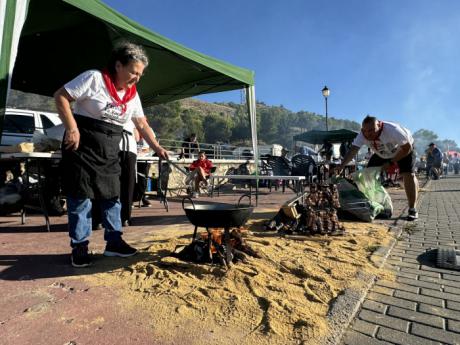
83 209 394 345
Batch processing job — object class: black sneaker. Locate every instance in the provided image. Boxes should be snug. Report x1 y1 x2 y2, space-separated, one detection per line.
141 197 152 207
407 208 419 221
71 244 92 267
103 239 137 257
47 197 66 216
92 222 103 231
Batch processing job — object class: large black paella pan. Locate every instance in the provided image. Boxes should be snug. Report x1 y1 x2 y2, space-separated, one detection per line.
182 194 254 229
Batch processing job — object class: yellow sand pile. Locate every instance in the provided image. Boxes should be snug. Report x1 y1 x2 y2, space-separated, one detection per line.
85 218 394 345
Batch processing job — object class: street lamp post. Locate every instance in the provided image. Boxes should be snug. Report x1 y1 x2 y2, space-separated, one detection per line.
322 86 330 131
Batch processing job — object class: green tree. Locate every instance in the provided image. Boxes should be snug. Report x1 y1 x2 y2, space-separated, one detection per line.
203 114 232 143
230 105 251 143
180 108 204 140
145 101 182 140
439 139 459 152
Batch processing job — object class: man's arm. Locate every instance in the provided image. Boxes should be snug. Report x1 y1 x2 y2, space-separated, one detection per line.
337 145 360 171
132 117 169 160
391 142 412 163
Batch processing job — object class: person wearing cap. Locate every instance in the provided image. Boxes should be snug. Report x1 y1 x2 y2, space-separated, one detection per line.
280 147 291 165
426 142 442 180
337 115 419 221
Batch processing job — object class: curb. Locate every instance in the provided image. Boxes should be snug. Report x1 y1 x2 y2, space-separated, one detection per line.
321 271 376 345
323 177 431 345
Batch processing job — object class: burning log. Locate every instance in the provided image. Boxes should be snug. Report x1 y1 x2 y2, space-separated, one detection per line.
172 227 259 266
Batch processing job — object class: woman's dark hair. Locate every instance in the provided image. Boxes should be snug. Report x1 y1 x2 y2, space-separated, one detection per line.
107 41 149 75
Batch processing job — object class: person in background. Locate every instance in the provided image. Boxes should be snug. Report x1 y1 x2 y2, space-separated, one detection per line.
320 141 333 161
180 133 199 159
364 147 373 161
280 147 291 165
426 142 442 180
339 140 352 160
299 146 308 155
119 122 138 226
54 41 168 267
134 134 152 207
189 151 213 198
443 152 449 176
453 153 460 174
338 115 419 221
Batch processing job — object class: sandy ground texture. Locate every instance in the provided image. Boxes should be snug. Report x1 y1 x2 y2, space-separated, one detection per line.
82 208 395 345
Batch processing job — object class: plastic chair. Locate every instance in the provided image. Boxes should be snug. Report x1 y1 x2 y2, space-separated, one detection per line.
291 154 317 184
266 155 292 192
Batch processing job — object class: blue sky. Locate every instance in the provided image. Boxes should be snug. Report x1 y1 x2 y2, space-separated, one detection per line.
105 0 460 144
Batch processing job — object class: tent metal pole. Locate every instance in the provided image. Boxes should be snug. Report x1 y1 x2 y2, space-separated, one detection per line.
0 0 29 143
246 85 259 205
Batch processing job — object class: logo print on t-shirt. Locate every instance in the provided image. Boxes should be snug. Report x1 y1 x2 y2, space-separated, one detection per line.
101 102 128 124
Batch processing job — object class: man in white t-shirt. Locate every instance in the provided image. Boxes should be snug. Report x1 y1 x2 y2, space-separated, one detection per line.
338 115 419 221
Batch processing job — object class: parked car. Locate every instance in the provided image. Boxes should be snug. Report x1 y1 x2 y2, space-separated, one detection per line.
1 108 62 146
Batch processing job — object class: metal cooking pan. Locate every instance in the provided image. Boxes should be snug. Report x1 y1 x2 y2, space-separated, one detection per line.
182 194 254 228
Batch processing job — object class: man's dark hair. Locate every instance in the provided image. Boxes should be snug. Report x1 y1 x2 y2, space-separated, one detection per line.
198 150 206 155
362 115 378 126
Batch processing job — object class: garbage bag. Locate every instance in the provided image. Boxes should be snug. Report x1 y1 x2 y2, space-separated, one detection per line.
334 167 393 222
353 167 393 216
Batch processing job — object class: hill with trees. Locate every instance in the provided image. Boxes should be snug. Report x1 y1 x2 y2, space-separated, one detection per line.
6 89 458 154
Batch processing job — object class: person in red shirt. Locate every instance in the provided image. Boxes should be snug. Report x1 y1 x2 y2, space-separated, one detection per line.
189 151 213 197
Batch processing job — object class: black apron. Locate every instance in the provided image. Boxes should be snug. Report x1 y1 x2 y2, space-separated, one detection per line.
61 115 123 200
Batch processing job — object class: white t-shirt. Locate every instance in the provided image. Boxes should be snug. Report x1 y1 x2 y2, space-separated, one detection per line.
64 69 144 126
352 121 414 159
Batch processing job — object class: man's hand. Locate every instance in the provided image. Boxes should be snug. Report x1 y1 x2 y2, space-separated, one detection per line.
64 128 80 151
156 146 169 160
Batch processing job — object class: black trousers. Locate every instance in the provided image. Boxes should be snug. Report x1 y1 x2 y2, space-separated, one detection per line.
119 151 137 223
134 162 151 201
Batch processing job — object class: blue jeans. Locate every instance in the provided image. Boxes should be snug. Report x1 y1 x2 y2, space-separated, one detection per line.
67 197 123 247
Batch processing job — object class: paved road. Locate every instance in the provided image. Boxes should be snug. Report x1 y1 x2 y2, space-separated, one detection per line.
342 175 460 345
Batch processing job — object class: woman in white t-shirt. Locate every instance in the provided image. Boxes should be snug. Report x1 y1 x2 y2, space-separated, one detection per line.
54 42 168 268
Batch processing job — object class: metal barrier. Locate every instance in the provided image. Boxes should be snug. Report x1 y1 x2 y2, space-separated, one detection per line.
156 139 279 160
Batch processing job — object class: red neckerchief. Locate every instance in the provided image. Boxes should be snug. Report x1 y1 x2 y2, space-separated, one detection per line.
101 69 137 114
372 121 384 150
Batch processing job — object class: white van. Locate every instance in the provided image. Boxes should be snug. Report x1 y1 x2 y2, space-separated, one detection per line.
1 108 62 146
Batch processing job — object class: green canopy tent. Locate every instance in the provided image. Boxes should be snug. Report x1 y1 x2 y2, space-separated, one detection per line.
293 129 359 145
0 0 259 164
